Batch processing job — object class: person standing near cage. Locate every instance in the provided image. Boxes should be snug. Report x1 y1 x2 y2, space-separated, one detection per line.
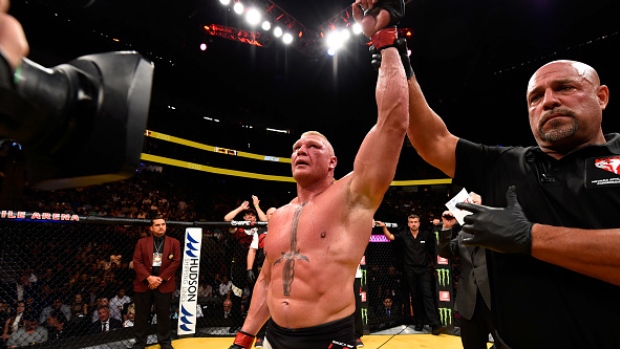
378 217 447 335
131 215 180 349
224 199 266 290
437 194 504 349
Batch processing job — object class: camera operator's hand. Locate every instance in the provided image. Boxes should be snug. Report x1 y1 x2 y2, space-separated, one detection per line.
0 0 29 69
456 186 533 254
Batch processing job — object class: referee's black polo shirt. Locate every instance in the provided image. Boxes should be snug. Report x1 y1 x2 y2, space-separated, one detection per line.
453 134 620 349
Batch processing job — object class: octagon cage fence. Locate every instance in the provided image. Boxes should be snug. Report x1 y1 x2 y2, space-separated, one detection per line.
0 213 456 349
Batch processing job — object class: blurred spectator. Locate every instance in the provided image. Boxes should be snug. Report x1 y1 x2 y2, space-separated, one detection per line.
197 281 213 301
38 297 72 326
6 312 48 348
379 265 404 306
69 293 85 319
373 297 400 327
90 297 109 323
123 306 135 328
90 305 122 334
45 309 81 340
0 300 10 333
2 301 26 342
71 273 91 296
207 298 242 330
109 288 131 322
217 275 233 300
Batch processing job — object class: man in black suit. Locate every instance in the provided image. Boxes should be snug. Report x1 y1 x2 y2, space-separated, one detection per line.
437 195 505 349
90 305 123 334
372 297 399 326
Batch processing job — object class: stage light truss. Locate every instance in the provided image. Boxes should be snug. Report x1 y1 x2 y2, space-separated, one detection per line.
209 0 413 57
203 23 272 47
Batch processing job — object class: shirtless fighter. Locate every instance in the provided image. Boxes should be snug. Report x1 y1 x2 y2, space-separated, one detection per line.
228 0 409 348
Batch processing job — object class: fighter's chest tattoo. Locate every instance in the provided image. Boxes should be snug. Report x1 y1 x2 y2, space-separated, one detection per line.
274 202 310 296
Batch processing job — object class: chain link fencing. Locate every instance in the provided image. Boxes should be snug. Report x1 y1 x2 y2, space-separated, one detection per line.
0 212 457 348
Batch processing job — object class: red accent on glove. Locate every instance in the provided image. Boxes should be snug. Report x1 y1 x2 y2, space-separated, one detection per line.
233 331 255 348
370 27 398 51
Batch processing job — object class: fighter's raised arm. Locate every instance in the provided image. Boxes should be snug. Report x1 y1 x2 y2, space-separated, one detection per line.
349 0 408 209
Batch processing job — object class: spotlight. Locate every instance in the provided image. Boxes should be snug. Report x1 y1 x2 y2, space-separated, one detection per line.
282 33 293 44
233 2 244 15
245 8 261 26
325 29 350 52
273 27 283 38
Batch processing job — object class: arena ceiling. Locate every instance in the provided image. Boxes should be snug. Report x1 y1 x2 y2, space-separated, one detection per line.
8 0 620 152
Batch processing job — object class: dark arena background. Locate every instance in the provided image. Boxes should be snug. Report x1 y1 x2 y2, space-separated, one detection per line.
1 0 618 348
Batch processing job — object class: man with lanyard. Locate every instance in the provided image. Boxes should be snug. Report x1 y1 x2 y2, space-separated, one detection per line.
131 215 181 349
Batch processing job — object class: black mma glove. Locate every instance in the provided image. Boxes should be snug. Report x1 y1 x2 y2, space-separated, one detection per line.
247 269 256 284
369 45 381 70
228 330 255 349
364 0 406 50
369 38 414 80
456 186 533 254
395 38 414 79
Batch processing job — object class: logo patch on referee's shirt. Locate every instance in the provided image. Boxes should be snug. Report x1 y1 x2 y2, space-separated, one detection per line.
585 156 620 188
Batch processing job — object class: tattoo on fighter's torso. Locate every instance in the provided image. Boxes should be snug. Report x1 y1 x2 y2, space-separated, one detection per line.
274 202 310 296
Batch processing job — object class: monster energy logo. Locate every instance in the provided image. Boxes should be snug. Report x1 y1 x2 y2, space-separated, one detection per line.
439 307 452 326
361 269 367 287
361 308 368 326
437 269 450 287
435 231 439 244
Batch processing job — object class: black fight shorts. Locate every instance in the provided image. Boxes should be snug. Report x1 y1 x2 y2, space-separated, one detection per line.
265 314 356 349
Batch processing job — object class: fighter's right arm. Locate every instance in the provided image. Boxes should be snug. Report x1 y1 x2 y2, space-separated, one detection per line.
406 75 459 178
349 2 408 210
